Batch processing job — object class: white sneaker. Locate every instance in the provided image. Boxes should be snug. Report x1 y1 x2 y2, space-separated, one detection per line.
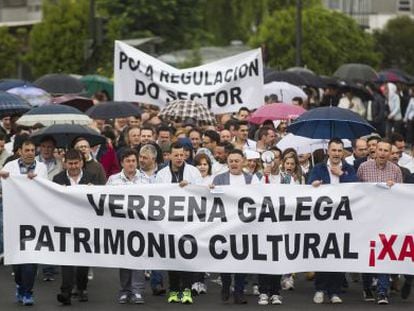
270 294 283 305
258 293 269 305
281 275 295 290
330 295 343 304
313 291 324 304
198 282 207 294
88 268 94 280
252 284 260 296
191 282 200 295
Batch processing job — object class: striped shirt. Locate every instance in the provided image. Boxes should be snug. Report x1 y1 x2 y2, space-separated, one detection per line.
107 169 156 185
357 159 402 183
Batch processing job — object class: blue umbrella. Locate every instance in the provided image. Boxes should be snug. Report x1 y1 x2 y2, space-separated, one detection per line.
0 79 33 91
0 91 32 117
287 106 376 139
7 85 51 107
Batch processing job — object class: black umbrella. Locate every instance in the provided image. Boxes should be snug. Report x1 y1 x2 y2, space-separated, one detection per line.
333 63 378 83
0 91 32 117
34 74 85 95
337 80 373 102
30 124 106 148
86 101 142 119
264 71 307 86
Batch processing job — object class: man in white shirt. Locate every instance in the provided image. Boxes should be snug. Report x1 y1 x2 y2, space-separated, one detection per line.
232 120 256 151
0 139 48 306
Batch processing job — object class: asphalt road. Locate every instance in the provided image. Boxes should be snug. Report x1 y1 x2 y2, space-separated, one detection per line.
0 264 413 310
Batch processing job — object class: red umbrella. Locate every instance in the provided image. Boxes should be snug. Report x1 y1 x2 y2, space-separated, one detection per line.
248 103 306 124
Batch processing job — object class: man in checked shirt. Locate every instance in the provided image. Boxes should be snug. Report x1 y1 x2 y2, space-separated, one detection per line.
357 139 403 305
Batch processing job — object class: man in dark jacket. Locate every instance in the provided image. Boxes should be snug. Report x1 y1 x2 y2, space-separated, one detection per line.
308 138 358 304
53 149 98 305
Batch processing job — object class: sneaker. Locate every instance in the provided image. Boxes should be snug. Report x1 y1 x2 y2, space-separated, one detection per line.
270 294 283 305
330 295 343 304
78 290 88 302
16 286 23 303
43 275 55 282
192 282 201 295
198 282 207 294
181 289 193 304
144 270 151 280
130 293 145 304
88 269 94 280
313 291 324 304
118 293 129 304
377 294 389 305
258 293 269 305
401 281 412 299
363 288 375 302
22 293 34 306
281 275 295 290
252 284 260 296
167 291 180 303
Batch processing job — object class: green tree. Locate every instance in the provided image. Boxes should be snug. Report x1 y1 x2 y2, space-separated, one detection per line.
26 0 89 78
250 5 381 74
0 27 19 78
374 16 414 73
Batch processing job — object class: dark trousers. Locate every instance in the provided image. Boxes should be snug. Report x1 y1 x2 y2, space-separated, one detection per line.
258 274 281 296
362 273 389 295
221 273 246 294
168 271 192 291
315 272 344 296
13 264 37 295
61 266 89 293
193 272 205 283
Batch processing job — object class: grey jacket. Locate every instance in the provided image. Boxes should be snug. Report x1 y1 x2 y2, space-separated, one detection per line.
213 171 253 186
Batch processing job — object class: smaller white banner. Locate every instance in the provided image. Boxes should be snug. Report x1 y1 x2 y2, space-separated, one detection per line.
114 41 264 114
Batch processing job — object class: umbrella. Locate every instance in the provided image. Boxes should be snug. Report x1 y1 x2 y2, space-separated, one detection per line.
33 74 86 95
248 103 306 124
86 101 141 120
287 106 376 139
376 69 411 83
286 67 315 75
337 80 373 102
159 99 216 126
51 95 94 112
30 124 105 148
333 63 378 83
264 71 307 86
17 104 92 126
7 85 51 107
0 79 33 91
277 133 351 154
264 82 307 103
80 75 113 99
0 91 32 117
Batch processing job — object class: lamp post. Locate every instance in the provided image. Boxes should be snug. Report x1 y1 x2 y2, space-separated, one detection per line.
295 0 302 66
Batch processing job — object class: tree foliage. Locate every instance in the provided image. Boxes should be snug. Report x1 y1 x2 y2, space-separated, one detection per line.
0 27 19 78
25 0 89 78
250 5 381 74
374 16 414 73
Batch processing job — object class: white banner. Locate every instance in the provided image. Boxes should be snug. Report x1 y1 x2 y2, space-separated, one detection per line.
3 176 414 275
114 41 264 114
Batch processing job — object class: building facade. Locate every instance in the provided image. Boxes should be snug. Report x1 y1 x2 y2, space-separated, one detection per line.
323 0 414 30
0 0 42 27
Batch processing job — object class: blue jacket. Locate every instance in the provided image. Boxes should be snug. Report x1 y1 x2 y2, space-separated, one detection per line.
307 160 358 185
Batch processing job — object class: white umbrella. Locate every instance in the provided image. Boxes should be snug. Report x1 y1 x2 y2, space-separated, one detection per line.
277 133 351 155
17 104 92 126
263 81 307 103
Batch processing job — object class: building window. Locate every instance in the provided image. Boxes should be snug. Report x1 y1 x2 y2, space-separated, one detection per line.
398 0 412 12
327 0 341 10
3 0 27 7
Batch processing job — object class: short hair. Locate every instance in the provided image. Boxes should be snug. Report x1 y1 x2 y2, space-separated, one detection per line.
390 132 404 144
223 118 239 131
139 144 157 159
367 135 381 144
328 137 344 148
156 124 172 135
228 148 244 158
140 125 154 134
120 148 138 162
269 146 282 156
351 138 366 149
204 130 220 144
193 153 212 175
65 149 83 161
238 107 250 114
379 138 392 146
39 135 57 146
217 141 234 153
170 141 184 152
20 139 36 148
292 97 303 105
234 120 249 131
258 126 272 140
188 128 202 137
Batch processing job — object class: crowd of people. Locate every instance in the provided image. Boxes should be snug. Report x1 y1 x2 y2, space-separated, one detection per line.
0 80 413 307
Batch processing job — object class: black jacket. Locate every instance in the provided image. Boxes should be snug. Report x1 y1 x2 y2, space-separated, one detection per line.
53 169 97 186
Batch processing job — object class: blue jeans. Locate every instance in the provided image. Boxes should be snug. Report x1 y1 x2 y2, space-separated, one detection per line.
362 273 390 295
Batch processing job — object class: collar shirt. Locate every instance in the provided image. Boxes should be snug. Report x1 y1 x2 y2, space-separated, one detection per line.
327 160 342 185
66 170 84 185
155 162 203 185
107 169 146 185
357 159 403 183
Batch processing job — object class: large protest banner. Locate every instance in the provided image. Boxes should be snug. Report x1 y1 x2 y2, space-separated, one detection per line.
114 41 264 114
3 176 414 275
